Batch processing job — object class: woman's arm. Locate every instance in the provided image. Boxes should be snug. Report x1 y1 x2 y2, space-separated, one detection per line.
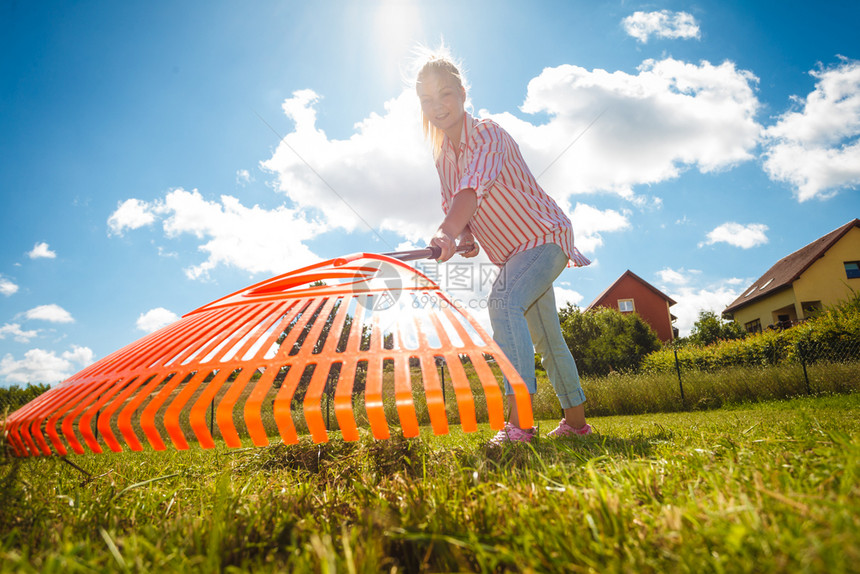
430 188 477 262
430 122 506 261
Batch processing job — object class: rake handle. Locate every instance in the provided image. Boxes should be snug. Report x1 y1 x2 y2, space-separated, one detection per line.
384 244 474 262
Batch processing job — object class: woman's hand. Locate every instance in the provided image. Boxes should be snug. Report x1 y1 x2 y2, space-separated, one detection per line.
458 228 480 258
430 229 456 262
430 228 480 262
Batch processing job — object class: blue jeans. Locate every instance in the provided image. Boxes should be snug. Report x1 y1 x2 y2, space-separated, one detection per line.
488 243 586 410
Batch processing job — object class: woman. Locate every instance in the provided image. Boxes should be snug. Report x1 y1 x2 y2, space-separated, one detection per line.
416 51 592 443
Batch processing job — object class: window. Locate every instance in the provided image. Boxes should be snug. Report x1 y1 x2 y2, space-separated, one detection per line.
618 299 634 312
845 261 860 279
744 319 762 333
802 301 821 316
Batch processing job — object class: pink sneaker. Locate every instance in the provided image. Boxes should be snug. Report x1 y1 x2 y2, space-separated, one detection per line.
547 420 592 438
489 423 536 445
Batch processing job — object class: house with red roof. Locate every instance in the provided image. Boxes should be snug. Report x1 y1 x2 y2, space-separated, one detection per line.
722 219 860 332
586 270 677 343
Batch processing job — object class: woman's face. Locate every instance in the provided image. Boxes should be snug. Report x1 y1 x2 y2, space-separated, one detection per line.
417 71 466 143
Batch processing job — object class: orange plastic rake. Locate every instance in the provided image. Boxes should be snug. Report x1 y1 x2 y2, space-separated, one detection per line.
4 250 533 458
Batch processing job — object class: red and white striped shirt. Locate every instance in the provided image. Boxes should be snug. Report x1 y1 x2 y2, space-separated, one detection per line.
436 113 591 268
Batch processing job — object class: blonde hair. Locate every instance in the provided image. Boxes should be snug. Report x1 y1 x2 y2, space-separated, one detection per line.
413 45 469 160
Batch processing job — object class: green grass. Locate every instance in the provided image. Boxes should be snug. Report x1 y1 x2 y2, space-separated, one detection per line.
533 359 860 420
2 393 859 573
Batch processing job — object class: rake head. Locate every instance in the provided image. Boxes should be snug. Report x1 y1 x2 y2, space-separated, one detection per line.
3 252 533 457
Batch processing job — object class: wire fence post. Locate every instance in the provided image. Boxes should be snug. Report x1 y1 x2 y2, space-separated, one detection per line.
797 339 812 395
674 348 686 407
439 360 446 404
209 399 214 437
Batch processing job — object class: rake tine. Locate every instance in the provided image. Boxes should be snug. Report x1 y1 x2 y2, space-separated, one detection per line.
3 252 533 457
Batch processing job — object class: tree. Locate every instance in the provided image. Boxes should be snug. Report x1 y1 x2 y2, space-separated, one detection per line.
688 310 746 347
0 383 50 414
558 304 662 376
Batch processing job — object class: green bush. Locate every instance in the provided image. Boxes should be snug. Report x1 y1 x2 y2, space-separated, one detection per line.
642 292 860 373
559 304 662 376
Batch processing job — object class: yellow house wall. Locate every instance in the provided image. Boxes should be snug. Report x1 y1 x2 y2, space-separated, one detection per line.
792 227 860 316
732 287 797 329
731 226 860 329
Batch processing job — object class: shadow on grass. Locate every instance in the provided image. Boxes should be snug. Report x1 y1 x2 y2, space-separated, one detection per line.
476 423 674 471
225 421 678 484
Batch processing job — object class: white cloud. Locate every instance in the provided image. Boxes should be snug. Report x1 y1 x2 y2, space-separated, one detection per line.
651 268 745 336
113 90 439 280
657 267 692 286
261 89 440 241
23 304 74 323
665 283 743 337
554 285 584 309
654 269 743 336
763 58 860 201
0 323 39 343
28 242 56 259
0 345 94 385
112 188 323 280
136 307 179 333
62 345 95 366
236 169 253 186
569 203 631 253
622 10 701 43
700 222 769 249
501 58 760 200
113 57 759 279
159 189 323 279
107 198 157 236
0 276 18 296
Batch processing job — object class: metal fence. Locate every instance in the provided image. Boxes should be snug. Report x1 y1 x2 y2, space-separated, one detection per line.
550 334 860 419
670 336 860 404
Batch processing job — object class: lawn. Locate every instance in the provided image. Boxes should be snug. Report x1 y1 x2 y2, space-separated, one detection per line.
2 392 859 573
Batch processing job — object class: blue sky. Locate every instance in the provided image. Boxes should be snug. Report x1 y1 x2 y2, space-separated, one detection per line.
1 0 858 387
